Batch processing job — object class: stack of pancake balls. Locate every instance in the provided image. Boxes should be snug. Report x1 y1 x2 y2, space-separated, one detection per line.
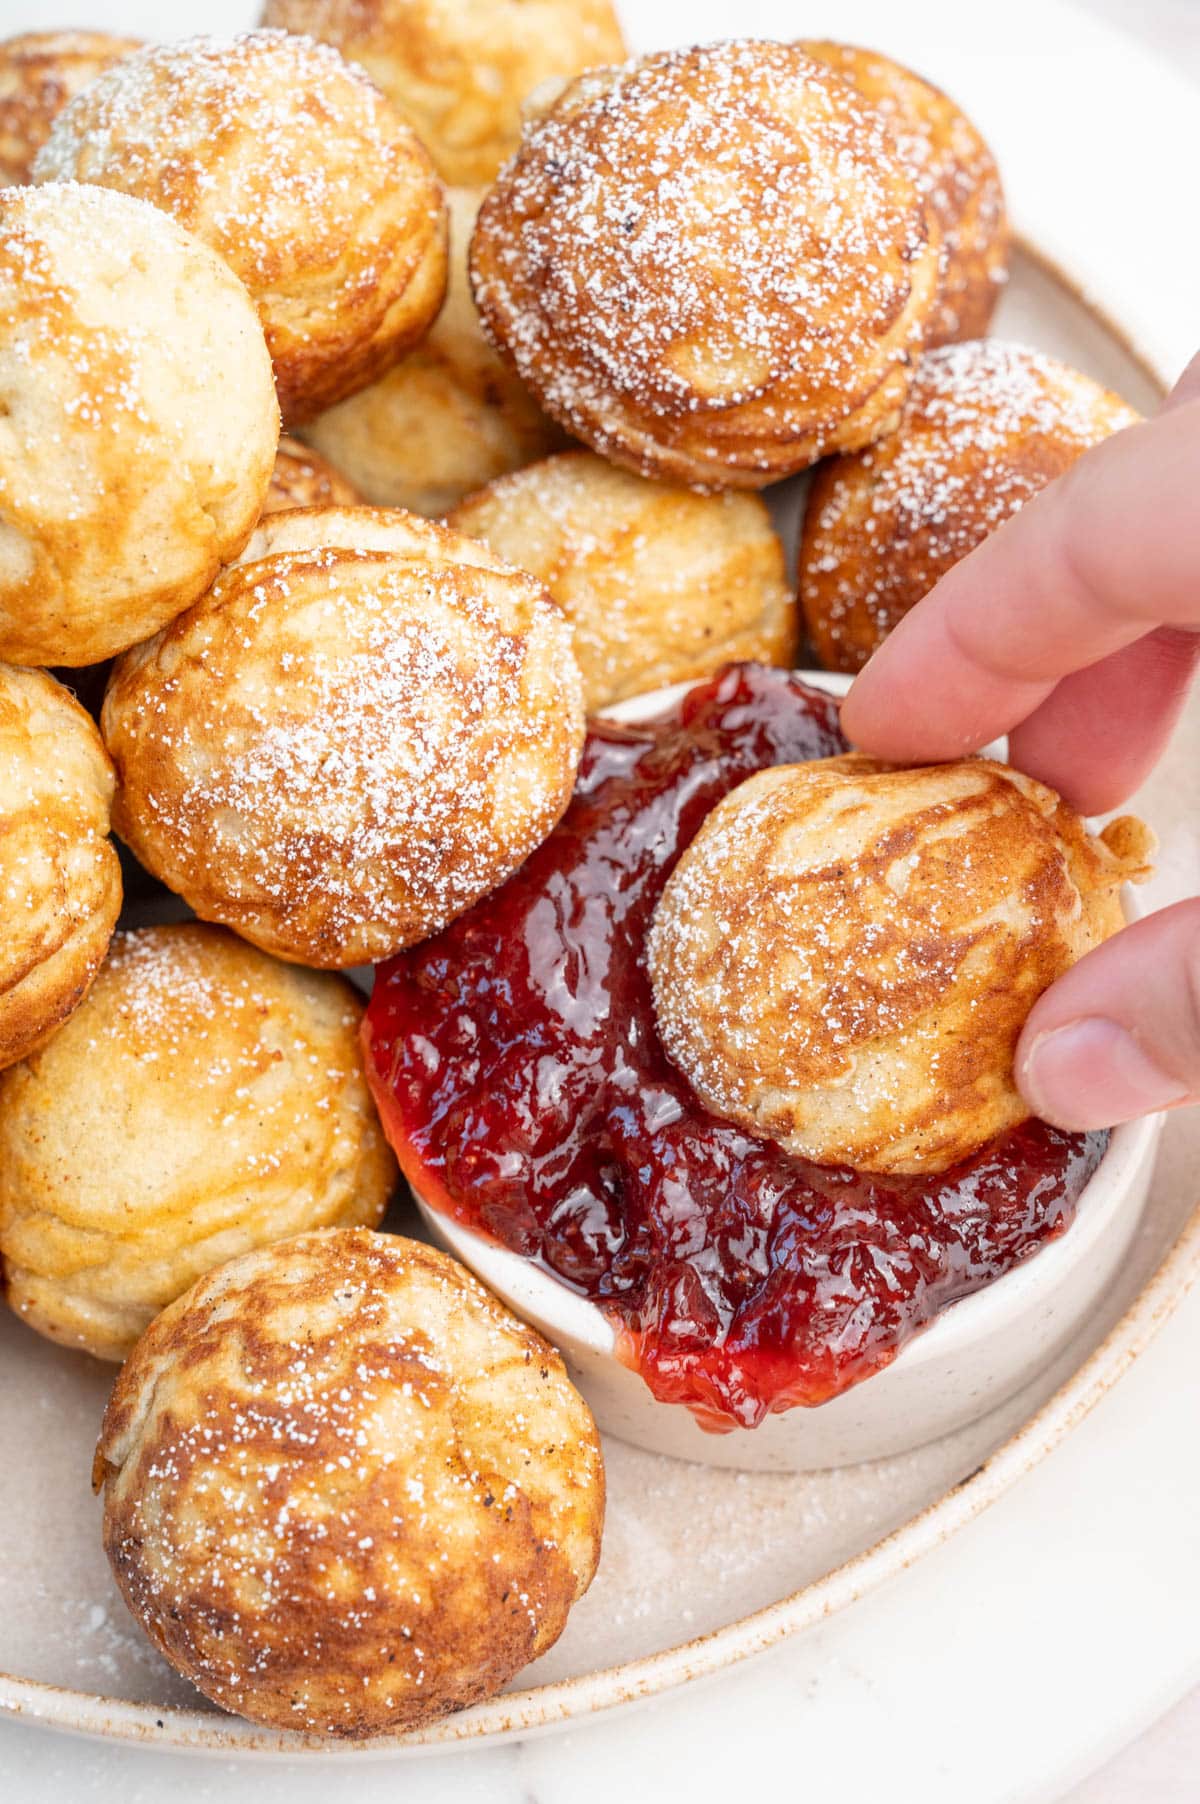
0 7 1144 1740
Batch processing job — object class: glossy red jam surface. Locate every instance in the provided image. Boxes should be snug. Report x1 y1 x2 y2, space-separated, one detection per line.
365 665 1106 1432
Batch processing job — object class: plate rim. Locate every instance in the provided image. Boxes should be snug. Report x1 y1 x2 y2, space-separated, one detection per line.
0 191 1191 1763
5 1202 1198 1756
3 228 1192 1757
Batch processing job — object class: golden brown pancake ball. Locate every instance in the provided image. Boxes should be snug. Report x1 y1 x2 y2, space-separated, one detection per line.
94 1227 604 1736
0 926 396 1362
799 341 1141 673
102 507 585 969
260 0 627 185
649 757 1153 1177
470 40 942 490
0 664 121 1074
34 30 449 425
0 182 278 668
449 451 798 711
800 41 1009 347
303 187 565 517
265 435 363 515
0 30 142 187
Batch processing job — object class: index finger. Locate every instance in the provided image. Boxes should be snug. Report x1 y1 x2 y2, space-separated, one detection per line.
838 392 1200 764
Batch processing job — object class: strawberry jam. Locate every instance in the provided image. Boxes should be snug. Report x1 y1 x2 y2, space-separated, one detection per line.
365 664 1106 1432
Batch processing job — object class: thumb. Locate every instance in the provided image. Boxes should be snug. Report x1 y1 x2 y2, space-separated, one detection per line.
1016 902 1200 1130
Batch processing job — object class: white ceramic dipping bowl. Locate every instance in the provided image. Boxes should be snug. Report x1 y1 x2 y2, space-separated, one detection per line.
415 673 1163 1473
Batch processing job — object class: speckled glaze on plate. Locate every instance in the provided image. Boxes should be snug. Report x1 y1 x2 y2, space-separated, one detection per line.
1 0 1198 1760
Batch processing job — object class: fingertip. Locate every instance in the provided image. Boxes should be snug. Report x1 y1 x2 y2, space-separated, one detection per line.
1017 1016 1188 1131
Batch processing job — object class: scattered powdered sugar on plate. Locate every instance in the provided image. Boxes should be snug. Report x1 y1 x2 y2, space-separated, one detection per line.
32 1588 175 1689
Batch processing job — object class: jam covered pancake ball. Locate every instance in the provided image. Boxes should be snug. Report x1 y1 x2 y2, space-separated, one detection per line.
801 41 1008 347
449 451 798 711
265 435 362 515
648 757 1154 1178
0 183 278 668
0 665 121 1073
470 40 942 491
799 341 1141 672
0 30 142 187
102 507 584 969
34 31 448 425
304 187 565 517
260 0 627 186
94 1228 604 1736
0 926 395 1362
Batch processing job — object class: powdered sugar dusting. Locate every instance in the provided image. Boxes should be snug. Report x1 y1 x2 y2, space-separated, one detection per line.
801 39 1008 343
647 755 1124 1174
801 339 1141 665
0 177 278 665
106 545 583 966
471 39 937 479
32 29 447 421
97 924 357 1057
0 181 212 450
0 29 144 187
35 31 417 282
97 1229 602 1734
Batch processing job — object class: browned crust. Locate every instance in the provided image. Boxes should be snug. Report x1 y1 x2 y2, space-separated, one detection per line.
0 183 279 668
102 526 583 968
260 0 628 186
33 33 451 425
649 756 1153 1175
302 186 566 516
271 188 449 425
0 923 397 1360
448 449 799 709
800 40 1010 348
0 843 120 1071
264 435 362 513
0 665 121 1071
95 1228 604 1737
469 42 942 490
0 30 142 186
798 342 1142 672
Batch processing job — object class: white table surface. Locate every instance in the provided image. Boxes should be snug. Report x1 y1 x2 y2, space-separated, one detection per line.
1 0 1198 1799
1036 13 1200 1799
1047 0 1200 1785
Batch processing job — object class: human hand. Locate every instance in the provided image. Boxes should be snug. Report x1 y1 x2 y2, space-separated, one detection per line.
840 353 1200 1132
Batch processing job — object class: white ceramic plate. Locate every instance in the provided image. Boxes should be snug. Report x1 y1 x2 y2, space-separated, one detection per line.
1 0 1198 1761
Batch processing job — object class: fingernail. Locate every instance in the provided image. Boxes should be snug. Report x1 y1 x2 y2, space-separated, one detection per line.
1020 1017 1189 1130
